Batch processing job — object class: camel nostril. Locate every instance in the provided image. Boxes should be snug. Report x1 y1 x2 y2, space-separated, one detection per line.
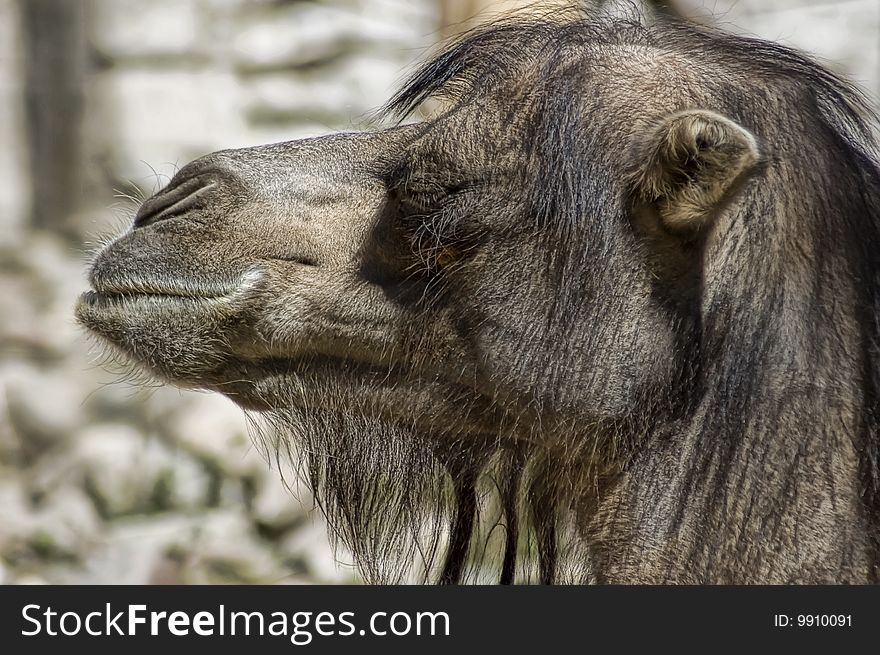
133 173 218 229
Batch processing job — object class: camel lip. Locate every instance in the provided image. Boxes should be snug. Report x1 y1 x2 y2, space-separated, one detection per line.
74 286 232 330
77 288 222 306
88 281 233 299
77 269 264 314
76 269 265 314
83 271 250 300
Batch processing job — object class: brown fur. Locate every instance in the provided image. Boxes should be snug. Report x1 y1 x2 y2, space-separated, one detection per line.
77 8 880 583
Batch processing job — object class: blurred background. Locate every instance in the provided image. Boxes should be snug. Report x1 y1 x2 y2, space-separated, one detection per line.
1 0 878 585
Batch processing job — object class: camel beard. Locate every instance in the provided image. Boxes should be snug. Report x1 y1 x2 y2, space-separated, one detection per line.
250 376 595 585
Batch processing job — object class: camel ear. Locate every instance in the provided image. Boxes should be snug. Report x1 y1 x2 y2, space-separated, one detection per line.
628 109 761 232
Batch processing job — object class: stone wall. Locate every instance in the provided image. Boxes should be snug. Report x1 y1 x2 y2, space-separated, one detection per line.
686 0 880 102
85 0 439 235
446 0 880 101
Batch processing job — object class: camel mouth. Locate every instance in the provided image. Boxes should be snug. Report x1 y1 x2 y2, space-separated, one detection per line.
74 278 246 325
75 270 265 327
81 267 259 303
76 281 238 309
73 288 227 333
77 288 222 306
84 280 235 300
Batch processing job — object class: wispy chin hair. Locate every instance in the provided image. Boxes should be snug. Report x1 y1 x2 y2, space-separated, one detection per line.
248 377 594 584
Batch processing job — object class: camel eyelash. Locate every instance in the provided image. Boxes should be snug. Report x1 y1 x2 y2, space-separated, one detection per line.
381 164 484 276
384 158 476 208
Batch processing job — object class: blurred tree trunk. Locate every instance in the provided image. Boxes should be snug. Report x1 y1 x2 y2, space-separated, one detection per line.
439 0 492 34
19 0 87 236
439 0 561 36
439 0 686 35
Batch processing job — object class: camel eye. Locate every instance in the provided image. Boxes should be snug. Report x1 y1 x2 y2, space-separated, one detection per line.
381 165 482 278
392 179 452 214
385 160 472 212
396 193 444 221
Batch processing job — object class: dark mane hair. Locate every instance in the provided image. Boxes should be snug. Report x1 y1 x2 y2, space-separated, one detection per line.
256 10 880 582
